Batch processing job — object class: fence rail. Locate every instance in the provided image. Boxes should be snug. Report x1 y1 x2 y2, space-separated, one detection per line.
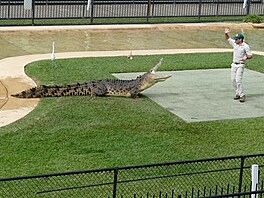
0 0 263 25
1 153 264 197
0 0 262 4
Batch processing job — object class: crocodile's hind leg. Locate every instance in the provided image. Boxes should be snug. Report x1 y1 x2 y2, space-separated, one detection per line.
130 86 141 98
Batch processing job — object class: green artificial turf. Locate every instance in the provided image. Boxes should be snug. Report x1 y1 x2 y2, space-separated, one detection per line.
0 53 264 178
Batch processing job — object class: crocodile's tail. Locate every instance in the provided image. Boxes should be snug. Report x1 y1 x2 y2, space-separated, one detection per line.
11 83 95 98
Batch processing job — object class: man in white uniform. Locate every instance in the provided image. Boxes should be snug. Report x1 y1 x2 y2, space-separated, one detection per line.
224 28 253 102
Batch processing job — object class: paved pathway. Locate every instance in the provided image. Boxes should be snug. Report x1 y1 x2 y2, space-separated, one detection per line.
114 68 264 122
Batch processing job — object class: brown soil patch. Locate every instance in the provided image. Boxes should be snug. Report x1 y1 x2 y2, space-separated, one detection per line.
0 80 8 109
0 77 39 111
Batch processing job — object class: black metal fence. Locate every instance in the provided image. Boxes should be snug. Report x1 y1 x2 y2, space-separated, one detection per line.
198 186 264 198
1 153 264 197
0 0 263 25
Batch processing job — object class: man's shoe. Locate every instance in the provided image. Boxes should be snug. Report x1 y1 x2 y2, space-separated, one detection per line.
234 95 240 100
239 95 246 102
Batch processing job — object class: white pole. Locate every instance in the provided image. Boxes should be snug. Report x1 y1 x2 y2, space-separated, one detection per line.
87 0 91 11
243 0 247 9
24 0 32 10
251 164 259 198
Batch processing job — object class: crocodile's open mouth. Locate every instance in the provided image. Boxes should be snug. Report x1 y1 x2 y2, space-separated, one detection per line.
150 58 172 82
153 74 172 82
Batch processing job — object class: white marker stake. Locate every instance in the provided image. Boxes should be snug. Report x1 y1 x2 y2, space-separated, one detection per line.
87 0 91 11
251 164 259 198
243 0 247 9
51 41 55 64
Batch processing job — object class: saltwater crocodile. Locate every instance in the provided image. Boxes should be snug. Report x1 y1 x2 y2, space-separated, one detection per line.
12 58 172 98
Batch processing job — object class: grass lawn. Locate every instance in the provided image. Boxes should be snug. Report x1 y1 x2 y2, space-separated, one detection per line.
1 52 264 178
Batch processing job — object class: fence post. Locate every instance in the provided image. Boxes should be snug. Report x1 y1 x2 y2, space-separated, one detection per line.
246 0 251 15
112 167 118 198
198 0 202 21
31 0 35 25
238 156 245 194
251 164 259 198
8 0 10 19
90 0 94 24
82 0 86 18
216 0 219 17
147 0 151 22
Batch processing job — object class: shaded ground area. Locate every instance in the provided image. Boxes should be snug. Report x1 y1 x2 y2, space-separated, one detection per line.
114 68 264 122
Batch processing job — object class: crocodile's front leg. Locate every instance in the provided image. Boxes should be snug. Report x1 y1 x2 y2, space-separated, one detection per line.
130 87 140 98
